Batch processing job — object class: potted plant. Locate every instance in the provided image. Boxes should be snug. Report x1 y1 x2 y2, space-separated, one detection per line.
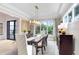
22 30 27 33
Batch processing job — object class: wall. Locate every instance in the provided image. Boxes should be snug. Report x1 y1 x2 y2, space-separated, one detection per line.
0 17 20 40
20 19 36 34
0 16 31 40
53 18 62 39
68 21 79 54
0 19 6 40
21 19 30 33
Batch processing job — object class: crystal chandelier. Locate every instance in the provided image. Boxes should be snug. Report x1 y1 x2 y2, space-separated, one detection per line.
29 5 40 24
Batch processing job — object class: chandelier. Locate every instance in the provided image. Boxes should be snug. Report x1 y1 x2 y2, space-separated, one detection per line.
29 5 40 25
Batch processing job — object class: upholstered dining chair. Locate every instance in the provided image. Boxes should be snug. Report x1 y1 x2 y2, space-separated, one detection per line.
16 34 28 55
34 36 46 55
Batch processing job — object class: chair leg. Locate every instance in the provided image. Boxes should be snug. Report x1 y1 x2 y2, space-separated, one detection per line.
41 48 43 54
46 40 47 46
36 47 38 55
44 46 46 51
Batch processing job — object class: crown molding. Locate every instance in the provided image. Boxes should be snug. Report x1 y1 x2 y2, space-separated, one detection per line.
0 4 29 19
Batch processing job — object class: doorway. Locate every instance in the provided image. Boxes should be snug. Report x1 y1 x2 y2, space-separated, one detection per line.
7 20 16 40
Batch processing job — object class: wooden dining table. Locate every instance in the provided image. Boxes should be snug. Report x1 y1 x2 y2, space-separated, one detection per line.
26 35 43 55
26 35 42 45
26 34 47 55
27 37 36 41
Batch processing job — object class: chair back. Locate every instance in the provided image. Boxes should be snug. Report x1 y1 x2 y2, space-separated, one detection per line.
34 35 47 47
44 35 48 46
41 36 46 46
16 34 28 55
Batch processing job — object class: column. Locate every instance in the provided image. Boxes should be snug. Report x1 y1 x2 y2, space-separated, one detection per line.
53 19 57 38
53 18 60 40
40 24 41 34
47 22 48 34
33 24 36 36
18 17 22 34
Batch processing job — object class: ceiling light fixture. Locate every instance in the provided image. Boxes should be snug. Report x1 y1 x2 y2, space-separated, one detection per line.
29 5 40 25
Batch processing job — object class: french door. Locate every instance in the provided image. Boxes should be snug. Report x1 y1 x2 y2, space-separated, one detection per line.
7 20 16 40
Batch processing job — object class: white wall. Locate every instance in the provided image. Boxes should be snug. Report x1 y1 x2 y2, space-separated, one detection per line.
0 19 6 40
68 21 79 54
0 18 20 40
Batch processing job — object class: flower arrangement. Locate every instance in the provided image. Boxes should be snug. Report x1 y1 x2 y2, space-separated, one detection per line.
59 28 66 35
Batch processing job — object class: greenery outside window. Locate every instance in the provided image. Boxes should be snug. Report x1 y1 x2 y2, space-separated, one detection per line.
41 24 53 34
36 25 40 34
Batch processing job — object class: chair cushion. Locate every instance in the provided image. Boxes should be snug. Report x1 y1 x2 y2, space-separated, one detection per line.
37 41 42 47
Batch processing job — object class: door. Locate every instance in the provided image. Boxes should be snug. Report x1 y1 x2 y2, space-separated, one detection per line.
7 20 16 40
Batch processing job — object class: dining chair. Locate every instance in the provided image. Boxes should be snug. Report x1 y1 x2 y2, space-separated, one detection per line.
45 35 48 46
16 34 28 55
34 36 46 55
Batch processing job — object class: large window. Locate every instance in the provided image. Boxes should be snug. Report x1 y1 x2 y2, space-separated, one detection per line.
41 20 53 34
36 25 40 34
41 24 47 34
47 25 53 34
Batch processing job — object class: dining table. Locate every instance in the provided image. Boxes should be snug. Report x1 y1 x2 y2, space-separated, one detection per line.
26 35 42 45
26 34 45 55
26 36 41 55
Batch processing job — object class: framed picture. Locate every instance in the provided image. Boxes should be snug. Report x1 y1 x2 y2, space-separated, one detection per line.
0 23 3 35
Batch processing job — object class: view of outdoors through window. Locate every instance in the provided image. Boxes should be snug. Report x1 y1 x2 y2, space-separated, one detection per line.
36 25 40 34
36 19 53 34
41 24 53 34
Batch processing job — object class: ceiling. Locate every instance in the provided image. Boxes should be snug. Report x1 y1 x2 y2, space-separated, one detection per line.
3 3 73 20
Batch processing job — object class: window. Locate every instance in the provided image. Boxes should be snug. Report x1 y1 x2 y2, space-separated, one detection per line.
41 20 53 34
68 11 72 22
75 5 79 16
36 25 40 34
64 16 67 23
41 24 47 32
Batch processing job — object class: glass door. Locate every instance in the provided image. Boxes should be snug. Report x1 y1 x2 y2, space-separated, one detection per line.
7 20 16 40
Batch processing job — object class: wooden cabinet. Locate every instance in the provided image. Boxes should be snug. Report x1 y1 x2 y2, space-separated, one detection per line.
59 35 74 55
